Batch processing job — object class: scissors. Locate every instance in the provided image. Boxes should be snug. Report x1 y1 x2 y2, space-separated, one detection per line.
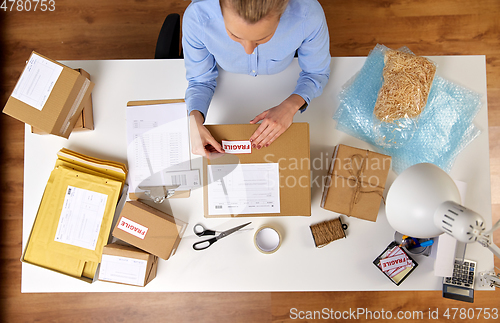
192 222 252 251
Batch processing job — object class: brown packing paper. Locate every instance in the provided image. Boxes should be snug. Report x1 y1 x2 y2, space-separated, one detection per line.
321 144 391 222
204 123 311 218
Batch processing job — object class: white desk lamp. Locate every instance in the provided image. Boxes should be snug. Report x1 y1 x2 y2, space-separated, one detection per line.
385 163 500 259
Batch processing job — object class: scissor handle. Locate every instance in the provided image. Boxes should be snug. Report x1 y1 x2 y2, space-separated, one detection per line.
193 237 217 251
193 224 217 237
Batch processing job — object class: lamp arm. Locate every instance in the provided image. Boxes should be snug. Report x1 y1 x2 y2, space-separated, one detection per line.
476 234 500 259
484 218 500 234
486 243 500 259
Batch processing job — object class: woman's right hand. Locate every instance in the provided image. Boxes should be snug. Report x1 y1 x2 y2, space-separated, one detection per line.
189 110 225 159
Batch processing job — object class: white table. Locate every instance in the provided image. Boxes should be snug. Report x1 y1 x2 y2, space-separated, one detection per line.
22 56 494 292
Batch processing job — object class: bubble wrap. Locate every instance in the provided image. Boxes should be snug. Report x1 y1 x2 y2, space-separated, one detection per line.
333 44 482 173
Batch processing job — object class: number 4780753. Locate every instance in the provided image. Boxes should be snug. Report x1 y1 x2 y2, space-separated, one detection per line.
1 0 56 12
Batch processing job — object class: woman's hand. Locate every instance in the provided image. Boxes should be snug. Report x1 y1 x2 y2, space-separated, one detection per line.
189 111 225 159
249 94 305 149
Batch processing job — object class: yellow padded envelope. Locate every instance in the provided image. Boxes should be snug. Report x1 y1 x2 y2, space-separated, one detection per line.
23 149 127 280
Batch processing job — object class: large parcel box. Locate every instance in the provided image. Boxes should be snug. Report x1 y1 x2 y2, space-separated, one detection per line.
204 123 311 217
99 243 158 287
112 201 187 260
3 52 94 138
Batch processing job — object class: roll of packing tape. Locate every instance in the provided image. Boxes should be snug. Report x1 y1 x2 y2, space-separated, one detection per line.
254 226 282 254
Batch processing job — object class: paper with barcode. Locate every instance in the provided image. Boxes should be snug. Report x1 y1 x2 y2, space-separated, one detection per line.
207 163 280 215
139 169 200 191
54 186 108 250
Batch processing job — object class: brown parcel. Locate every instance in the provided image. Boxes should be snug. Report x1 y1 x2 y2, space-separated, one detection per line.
3 51 94 138
32 68 94 134
99 243 158 287
112 201 187 260
204 123 310 218
321 144 391 222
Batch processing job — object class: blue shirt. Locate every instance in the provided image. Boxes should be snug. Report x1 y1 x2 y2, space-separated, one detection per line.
182 0 331 117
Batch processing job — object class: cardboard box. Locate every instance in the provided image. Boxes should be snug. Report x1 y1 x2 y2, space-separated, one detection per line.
204 123 311 217
3 52 94 138
320 144 391 222
99 243 158 287
112 201 187 260
32 68 94 134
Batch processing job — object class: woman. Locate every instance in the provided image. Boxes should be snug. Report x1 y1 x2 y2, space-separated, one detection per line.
183 0 330 158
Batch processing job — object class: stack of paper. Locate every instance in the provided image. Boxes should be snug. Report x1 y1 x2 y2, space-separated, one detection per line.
126 100 198 200
22 148 127 282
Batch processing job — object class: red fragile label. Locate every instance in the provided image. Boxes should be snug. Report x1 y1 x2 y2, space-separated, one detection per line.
222 140 252 154
117 217 149 239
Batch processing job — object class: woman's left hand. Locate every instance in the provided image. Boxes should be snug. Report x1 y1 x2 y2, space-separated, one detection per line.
249 94 305 149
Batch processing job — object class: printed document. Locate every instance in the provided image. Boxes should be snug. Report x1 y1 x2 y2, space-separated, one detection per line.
207 163 280 215
126 103 191 195
54 186 108 250
12 53 63 111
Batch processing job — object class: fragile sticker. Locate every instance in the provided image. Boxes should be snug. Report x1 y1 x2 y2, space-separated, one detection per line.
117 217 149 239
222 140 252 154
380 252 410 272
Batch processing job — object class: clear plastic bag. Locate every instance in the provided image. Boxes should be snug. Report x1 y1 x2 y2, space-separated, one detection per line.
373 48 437 148
333 44 482 173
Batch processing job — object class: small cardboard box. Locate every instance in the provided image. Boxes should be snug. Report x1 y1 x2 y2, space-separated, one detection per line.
320 144 391 222
99 243 158 287
204 123 311 217
112 201 187 260
32 68 94 134
3 52 94 138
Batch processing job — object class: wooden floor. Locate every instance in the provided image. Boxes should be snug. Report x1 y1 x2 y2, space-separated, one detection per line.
1 0 499 321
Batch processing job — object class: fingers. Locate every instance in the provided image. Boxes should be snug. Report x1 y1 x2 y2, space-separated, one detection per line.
249 111 267 125
205 137 225 154
251 121 285 148
201 139 225 159
189 117 225 159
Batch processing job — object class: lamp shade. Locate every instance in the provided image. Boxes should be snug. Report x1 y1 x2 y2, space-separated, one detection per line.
385 163 461 238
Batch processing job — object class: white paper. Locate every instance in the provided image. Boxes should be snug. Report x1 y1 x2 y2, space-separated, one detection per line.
207 163 280 215
126 103 191 195
12 53 63 111
54 186 108 250
99 254 148 286
433 234 458 277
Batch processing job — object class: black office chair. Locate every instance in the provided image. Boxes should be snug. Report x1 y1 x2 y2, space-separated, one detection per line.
155 13 183 59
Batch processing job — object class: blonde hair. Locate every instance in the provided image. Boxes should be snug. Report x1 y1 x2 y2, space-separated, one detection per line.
220 0 289 23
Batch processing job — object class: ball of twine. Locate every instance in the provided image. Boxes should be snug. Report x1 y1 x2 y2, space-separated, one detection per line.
310 218 347 248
